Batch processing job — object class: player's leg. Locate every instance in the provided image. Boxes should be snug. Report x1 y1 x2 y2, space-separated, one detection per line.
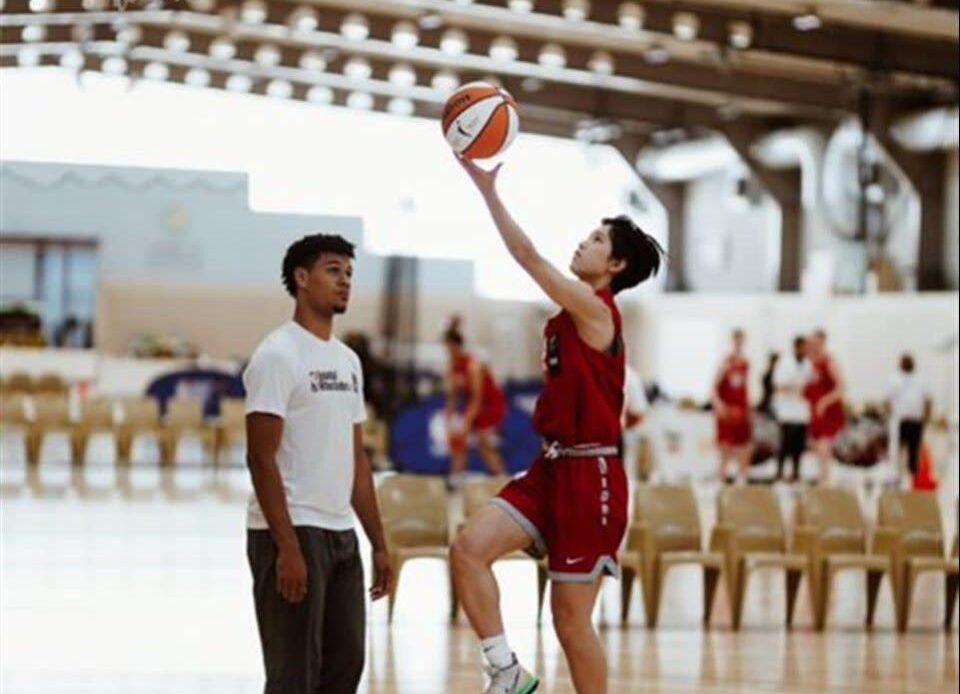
476 428 506 476
450 502 537 637
813 437 832 484
551 579 606 694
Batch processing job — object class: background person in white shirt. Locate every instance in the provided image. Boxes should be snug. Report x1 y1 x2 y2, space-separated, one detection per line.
773 336 811 483
244 234 392 694
885 353 932 478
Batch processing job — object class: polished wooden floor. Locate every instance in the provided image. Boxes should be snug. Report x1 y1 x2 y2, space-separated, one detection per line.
1 456 957 693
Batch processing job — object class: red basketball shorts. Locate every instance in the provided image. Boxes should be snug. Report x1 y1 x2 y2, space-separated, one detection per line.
716 414 752 446
492 453 627 582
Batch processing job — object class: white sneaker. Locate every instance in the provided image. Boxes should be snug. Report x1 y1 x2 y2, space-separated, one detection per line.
482 656 539 694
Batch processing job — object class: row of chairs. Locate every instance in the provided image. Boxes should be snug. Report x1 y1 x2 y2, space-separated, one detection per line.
0 394 246 467
375 475 959 632
0 372 69 395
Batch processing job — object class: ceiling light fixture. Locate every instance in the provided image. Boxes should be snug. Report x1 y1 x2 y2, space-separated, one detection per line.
563 0 589 22
440 28 468 55
672 12 700 41
341 13 369 40
538 43 566 68
489 36 518 62
299 50 327 71
391 21 419 49
617 2 644 31
793 9 822 31
728 20 753 49
209 38 236 60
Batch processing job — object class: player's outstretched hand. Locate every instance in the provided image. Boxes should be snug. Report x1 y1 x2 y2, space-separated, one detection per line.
454 153 503 196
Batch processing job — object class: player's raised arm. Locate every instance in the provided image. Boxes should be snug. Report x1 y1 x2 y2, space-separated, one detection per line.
455 155 610 326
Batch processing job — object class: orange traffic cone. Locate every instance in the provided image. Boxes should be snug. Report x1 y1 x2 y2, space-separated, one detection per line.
913 443 938 491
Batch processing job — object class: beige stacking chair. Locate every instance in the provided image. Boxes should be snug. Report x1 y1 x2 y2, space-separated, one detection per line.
793 487 892 630
213 397 246 465
619 484 724 627
875 490 959 631
0 393 29 432
377 474 451 622
4 372 34 394
26 395 73 465
71 397 117 465
710 485 808 630
160 398 216 467
116 397 163 464
33 373 68 396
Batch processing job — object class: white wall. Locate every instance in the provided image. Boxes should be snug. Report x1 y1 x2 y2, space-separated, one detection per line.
683 170 781 292
0 160 474 295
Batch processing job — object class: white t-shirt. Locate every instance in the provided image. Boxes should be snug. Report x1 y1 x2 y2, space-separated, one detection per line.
773 356 811 424
244 321 367 531
886 371 928 421
624 366 649 419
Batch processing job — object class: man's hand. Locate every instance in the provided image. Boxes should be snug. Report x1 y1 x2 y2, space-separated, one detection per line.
276 543 308 603
454 153 503 196
370 549 393 601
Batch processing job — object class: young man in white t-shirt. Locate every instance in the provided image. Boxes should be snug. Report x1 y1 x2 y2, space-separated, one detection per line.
773 336 811 482
885 353 932 478
244 233 391 694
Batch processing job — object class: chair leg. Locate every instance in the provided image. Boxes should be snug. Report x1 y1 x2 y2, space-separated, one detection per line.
448 562 459 624
815 568 831 631
898 564 916 632
732 562 748 630
865 570 884 629
785 569 803 629
620 564 636 625
388 557 404 623
703 565 720 627
536 562 549 625
25 431 41 466
116 432 132 464
646 562 665 629
944 571 958 631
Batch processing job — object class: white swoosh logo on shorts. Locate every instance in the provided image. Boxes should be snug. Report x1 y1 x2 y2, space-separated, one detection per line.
565 557 585 565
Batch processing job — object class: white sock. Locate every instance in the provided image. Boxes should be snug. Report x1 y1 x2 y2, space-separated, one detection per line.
480 634 514 669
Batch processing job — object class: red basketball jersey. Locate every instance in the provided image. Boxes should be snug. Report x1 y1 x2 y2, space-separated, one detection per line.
451 352 506 414
532 288 625 447
717 356 749 409
805 355 836 404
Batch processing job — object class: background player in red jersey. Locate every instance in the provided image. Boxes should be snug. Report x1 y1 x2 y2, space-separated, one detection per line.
443 316 507 487
712 328 753 484
449 154 664 694
804 329 846 483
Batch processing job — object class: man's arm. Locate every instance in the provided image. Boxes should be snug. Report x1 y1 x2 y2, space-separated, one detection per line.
246 412 307 604
351 424 392 601
454 155 613 350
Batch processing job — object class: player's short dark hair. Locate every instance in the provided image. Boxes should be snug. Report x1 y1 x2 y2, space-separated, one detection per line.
793 335 806 349
443 316 464 346
282 234 355 297
603 215 666 294
900 353 915 373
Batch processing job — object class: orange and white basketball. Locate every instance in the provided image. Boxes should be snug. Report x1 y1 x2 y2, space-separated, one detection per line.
441 82 519 160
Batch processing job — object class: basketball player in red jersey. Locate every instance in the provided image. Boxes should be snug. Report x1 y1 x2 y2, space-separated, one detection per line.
804 329 845 483
449 155 665 694
712 328 753 483
444 316 507 486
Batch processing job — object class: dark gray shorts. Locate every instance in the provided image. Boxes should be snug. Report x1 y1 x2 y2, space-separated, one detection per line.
247 527 365 694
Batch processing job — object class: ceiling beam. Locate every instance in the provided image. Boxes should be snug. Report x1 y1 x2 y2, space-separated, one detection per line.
1 9 860 118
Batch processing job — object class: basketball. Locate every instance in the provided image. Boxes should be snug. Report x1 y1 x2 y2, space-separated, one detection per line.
441 82 519 160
